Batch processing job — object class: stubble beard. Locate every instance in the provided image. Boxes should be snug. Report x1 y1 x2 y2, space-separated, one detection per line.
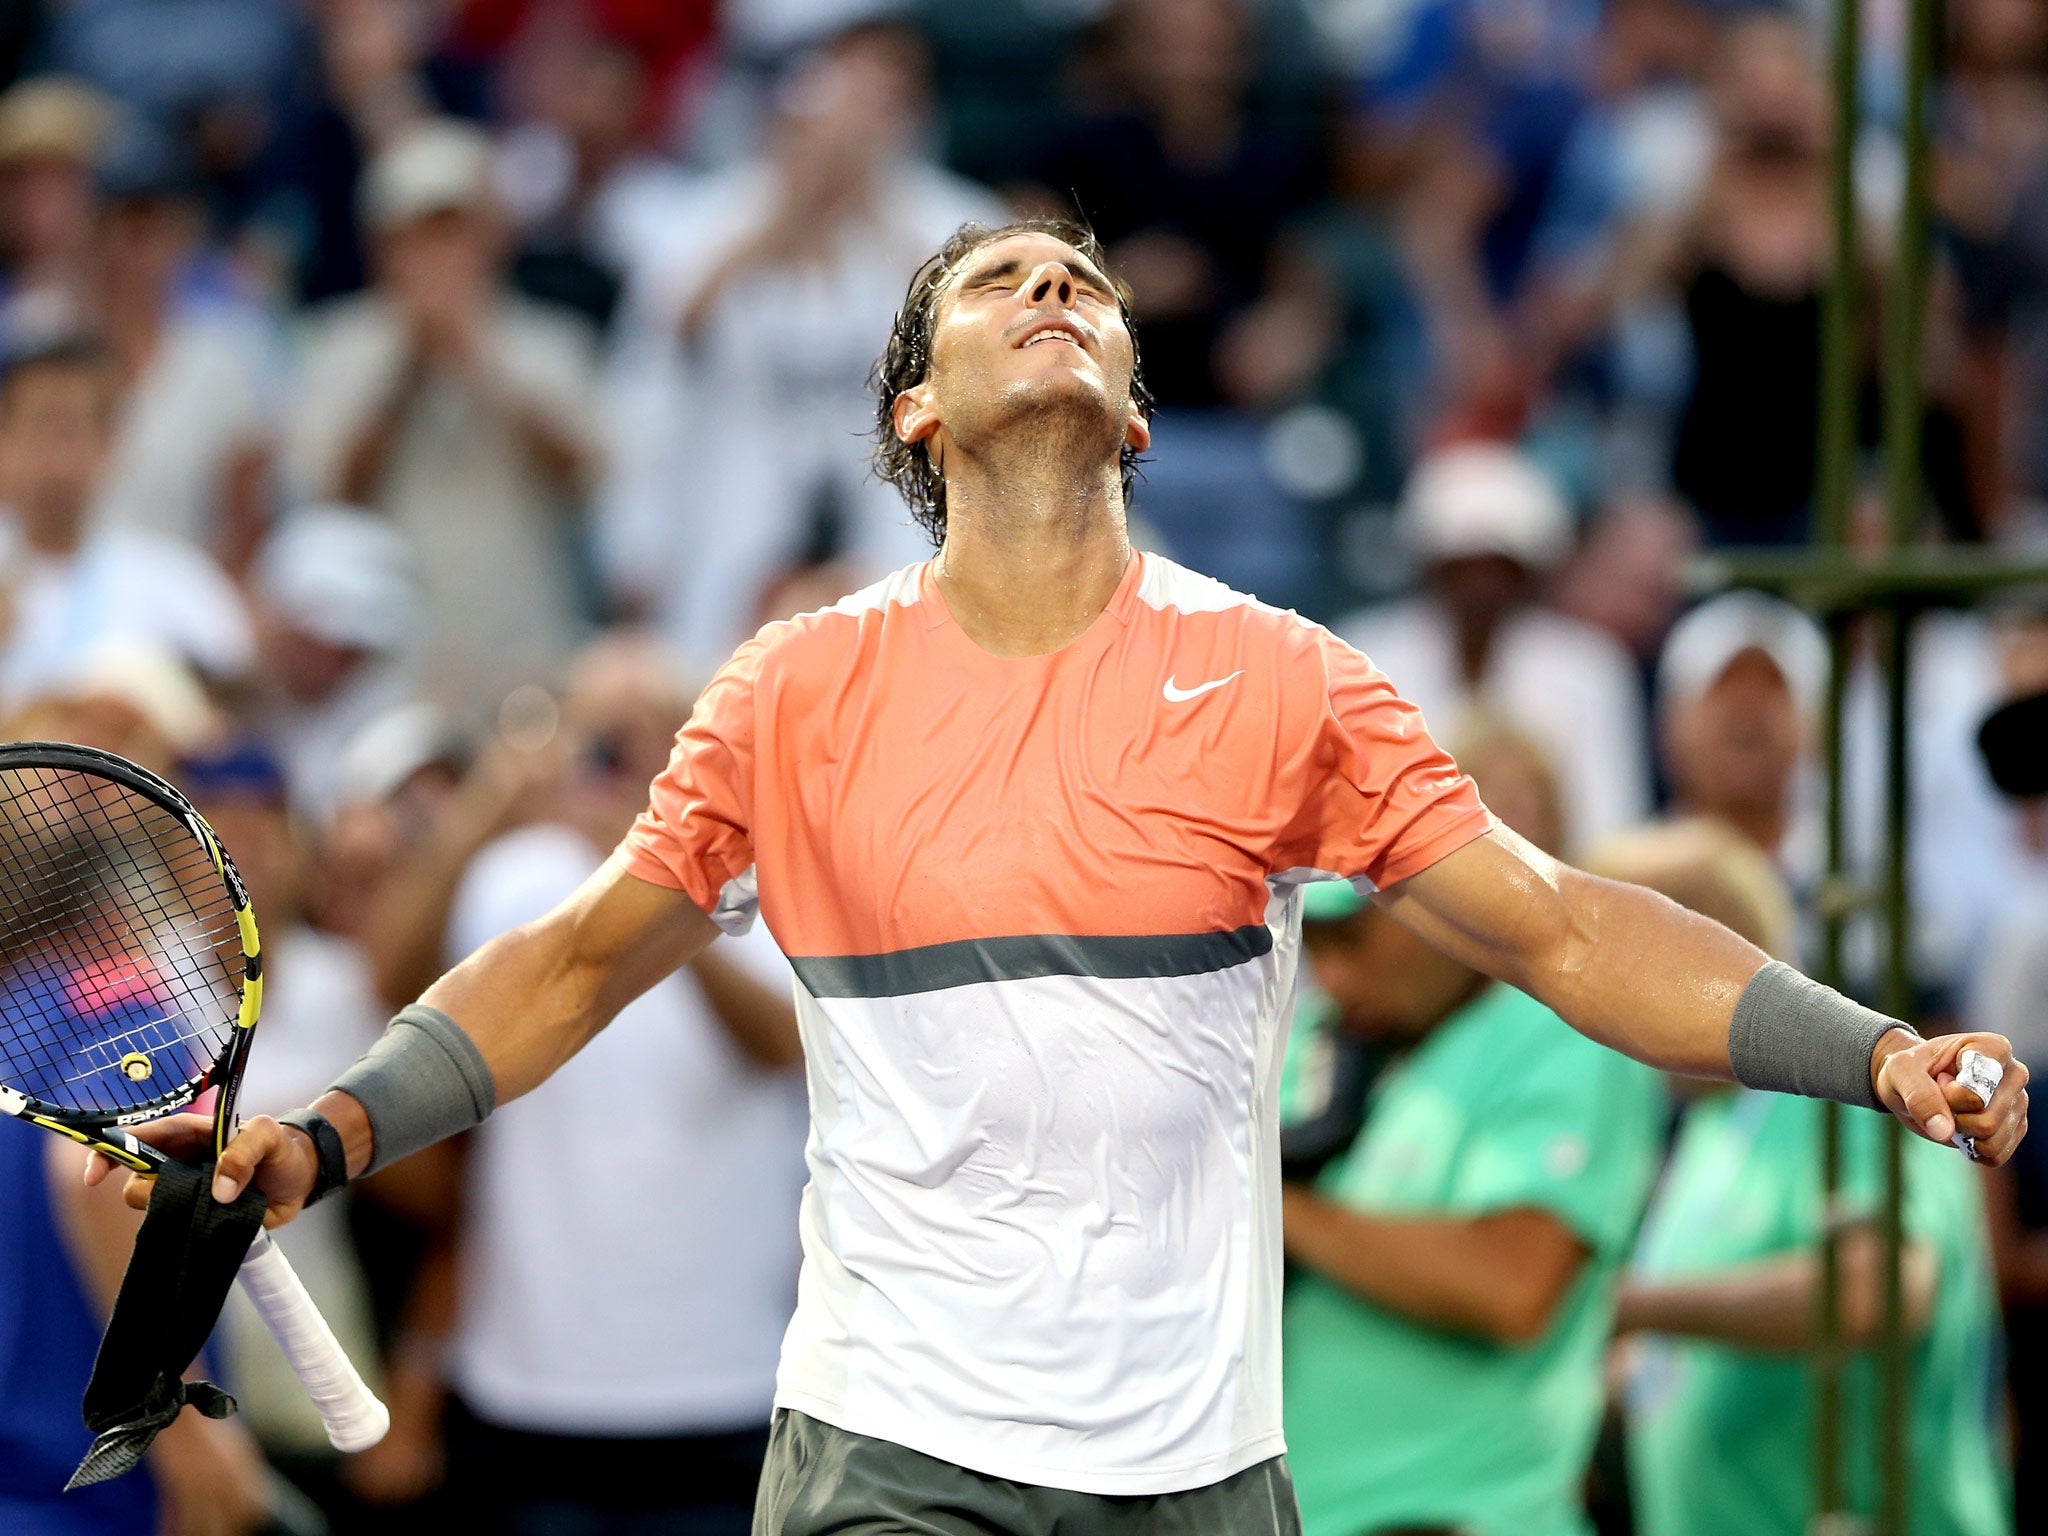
959 371 1127 519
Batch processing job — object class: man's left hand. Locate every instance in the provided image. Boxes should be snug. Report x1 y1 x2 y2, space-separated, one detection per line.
1872 1029 2029 1164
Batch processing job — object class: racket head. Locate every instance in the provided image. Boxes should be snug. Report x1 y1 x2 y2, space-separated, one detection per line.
0 742 261 1160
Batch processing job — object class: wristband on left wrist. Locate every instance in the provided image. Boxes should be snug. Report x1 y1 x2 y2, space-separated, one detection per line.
278 1107 349 1206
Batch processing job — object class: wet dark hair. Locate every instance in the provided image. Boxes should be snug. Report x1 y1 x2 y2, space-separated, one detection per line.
869 217 1153 546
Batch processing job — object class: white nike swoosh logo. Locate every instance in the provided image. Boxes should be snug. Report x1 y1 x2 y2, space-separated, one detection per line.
1163 671 1244 703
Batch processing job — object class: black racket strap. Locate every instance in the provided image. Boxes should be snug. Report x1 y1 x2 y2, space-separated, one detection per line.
66 1158 267 1489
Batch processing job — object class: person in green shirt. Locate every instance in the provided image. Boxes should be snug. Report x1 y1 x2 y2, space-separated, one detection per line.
1281 878 1667 1536
1593 820 2011 1536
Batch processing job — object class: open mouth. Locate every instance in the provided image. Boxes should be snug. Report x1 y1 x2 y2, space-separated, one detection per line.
1016 319 1089 351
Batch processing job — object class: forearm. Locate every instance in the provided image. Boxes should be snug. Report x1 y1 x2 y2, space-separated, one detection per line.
1515 867 1762 1078
1617 1235 1935 1351
321 858 719 1178
1381 831 1909 1093
1281 1186 1579 1344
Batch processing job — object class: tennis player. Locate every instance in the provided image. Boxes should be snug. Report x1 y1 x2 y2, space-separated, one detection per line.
111 218 2030 1536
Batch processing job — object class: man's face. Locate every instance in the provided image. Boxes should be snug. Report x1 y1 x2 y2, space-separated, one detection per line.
376 207 500 312
894 232 1149 479
0 364 111 528
1302 905 1479 1042
1665 648 1804 820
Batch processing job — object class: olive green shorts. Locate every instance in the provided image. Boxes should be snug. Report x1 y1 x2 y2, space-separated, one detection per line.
752 1408 1301 1536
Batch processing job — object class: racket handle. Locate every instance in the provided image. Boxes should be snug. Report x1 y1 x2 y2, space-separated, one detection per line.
235 1230 390 1452
1951 1049 2005 1161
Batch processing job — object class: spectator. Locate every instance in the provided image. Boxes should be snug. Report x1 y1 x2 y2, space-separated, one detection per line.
0 78 111 345
0 336 252 709
44 0 314 221
358 632 806 1534
1601 821 2011 1536
284 0 451 305
1280 876 1666 1536
1340 441 1650 851
1655 589 1826 863
0 1127 274 1536
181 747 390 1528
1966 609 2048 1528
285 118 601 715
3 644 221 776
598 20 1001 673
1032 0 1327 412
1937 0 2048 539
247 504 422 822
494 37 650 332
85 118 277 568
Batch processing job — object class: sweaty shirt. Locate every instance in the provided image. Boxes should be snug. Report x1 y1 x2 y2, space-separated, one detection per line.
620 552 1493 1495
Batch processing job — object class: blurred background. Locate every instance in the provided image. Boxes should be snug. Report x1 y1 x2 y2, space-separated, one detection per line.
0 0 2044 1534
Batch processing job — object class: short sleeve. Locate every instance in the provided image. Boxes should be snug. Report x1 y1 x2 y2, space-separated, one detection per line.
617 636 765 933
1274 627 1495 888
1447 1029 1666 1255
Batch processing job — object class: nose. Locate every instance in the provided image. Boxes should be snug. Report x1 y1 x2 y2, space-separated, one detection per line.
1023 261 1076 308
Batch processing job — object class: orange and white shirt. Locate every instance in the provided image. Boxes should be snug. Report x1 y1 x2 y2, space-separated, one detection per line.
621 552 1493 1495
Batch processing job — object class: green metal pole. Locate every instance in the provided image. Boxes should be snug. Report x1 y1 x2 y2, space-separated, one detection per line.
1876 0 1941 1528
1812 0 1862 1520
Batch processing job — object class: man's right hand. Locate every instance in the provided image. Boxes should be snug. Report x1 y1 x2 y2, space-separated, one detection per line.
83 1112 322 1230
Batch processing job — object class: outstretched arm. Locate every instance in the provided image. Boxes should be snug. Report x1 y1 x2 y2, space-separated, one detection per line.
1375 827 2030 1164
100 856 721 1221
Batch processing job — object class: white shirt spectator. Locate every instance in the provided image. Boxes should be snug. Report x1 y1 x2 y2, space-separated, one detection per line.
94 307 275 549
445 822 808 1433
1340 598 1651 851
0 514 252 705
284 295 599 711
1845 613 2048 994
599 159 1004 676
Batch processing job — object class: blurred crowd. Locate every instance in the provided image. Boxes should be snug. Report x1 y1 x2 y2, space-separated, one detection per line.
0 0 2045 1534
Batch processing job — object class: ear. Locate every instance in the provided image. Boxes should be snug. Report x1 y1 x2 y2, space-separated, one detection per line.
893 383 941 448
1124 408 1151 454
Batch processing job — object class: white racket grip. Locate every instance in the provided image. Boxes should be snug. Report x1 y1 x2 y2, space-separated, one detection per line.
1952 1049 2005 1160
236 1230 390 1452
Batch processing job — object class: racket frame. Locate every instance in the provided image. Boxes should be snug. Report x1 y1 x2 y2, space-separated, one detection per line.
0 741 263 1164
0 742 388 1453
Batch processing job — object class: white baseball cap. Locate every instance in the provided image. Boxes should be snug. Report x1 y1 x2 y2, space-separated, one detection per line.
1657 590 1828 718
361 118 497 232
256 504 420 654
1398 441 1573 570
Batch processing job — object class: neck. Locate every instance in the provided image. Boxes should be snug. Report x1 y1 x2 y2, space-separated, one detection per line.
1685 796 1787 856
933 447 1131 658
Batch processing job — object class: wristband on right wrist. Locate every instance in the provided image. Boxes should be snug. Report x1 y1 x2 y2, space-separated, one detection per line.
328 1004 496 1175
1727 961 1917 1111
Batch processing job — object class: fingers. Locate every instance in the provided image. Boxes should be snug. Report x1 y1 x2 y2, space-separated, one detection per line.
1955 1052 2030 1167
1878 1049 1956 1146
121 1171 156 1211
211 1116 286 1204
1884 1034 2031 1166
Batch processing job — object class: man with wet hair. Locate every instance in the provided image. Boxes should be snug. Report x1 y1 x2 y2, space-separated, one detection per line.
116 218 2030 1536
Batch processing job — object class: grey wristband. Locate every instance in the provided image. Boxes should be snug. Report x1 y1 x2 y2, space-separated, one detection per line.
329 1004 495 1175
1727 960 1916 1112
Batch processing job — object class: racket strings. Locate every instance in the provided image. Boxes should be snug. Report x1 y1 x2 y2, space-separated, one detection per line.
0 766 242 1117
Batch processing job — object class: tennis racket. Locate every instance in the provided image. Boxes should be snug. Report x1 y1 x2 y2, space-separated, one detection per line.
0 740 388 1453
